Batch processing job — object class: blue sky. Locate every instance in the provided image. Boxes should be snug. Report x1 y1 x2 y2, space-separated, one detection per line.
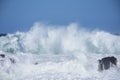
0 0 120 33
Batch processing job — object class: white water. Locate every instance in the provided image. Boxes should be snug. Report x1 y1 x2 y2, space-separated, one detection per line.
0 23 120 80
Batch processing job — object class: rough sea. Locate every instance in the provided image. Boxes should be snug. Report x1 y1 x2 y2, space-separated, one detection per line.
0 23 120 80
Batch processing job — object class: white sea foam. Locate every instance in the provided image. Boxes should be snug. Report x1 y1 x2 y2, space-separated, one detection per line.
0 22 120 80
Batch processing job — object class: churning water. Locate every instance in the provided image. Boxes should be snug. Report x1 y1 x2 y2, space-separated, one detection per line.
0 23 120 80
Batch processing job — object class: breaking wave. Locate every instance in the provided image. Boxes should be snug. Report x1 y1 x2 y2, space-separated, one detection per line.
0 22 120 80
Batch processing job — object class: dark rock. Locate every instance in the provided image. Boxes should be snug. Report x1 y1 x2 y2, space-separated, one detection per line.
0 54 16 64
0 33 7 37
98 56 117 71
0 54 5 58
9 58 16 64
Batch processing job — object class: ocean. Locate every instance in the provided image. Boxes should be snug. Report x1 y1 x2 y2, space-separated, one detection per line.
0 23 120 80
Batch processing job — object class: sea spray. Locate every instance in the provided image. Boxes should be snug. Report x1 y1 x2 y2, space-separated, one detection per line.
0 22 120 80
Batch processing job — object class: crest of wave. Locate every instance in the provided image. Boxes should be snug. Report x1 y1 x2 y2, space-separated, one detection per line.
0 22 120 55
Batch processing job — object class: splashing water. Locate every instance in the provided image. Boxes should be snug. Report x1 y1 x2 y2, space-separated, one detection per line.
0 23 120 80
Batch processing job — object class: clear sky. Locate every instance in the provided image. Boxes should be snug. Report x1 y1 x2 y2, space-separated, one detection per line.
0 0 120 33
